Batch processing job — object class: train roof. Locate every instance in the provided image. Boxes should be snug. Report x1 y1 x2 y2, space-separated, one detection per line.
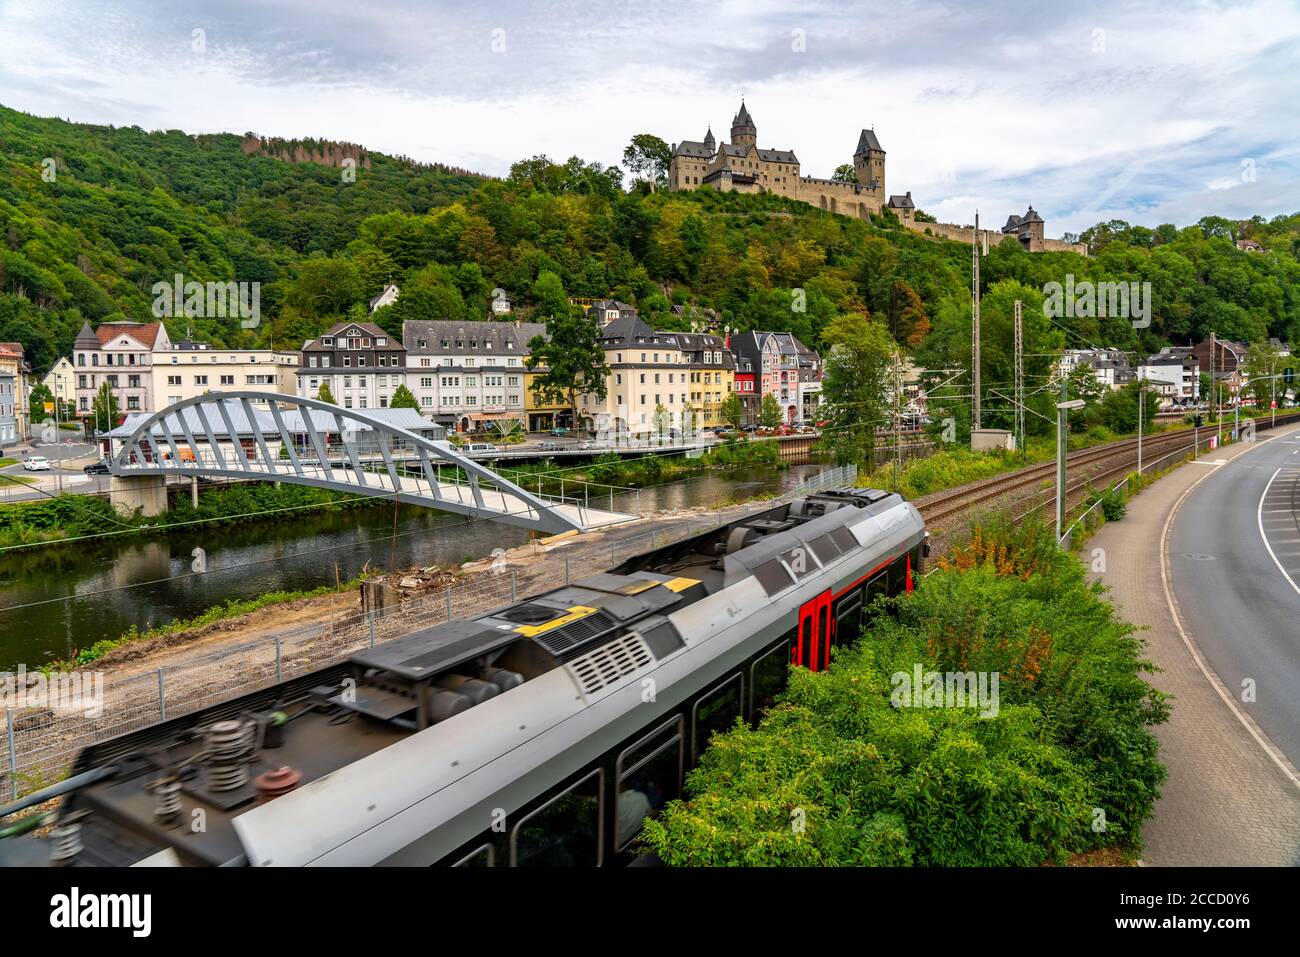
0 487 921 867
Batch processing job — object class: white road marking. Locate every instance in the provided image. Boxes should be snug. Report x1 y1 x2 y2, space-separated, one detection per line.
1160 433 1300 790
1258 467 1300 601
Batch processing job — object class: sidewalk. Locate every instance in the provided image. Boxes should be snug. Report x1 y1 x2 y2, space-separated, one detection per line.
1087 431 1300 865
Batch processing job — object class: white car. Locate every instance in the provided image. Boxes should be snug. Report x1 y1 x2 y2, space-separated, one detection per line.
22 456 52 471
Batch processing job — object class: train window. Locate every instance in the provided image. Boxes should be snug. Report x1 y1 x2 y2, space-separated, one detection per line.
829 525 859 552
750 637 792 722
452 843 495 867
693 673 743 763
615 717 683 851
887 557 907 594
754 559 793 595
835 592 863 646
510 769 604 867
808 534 840 565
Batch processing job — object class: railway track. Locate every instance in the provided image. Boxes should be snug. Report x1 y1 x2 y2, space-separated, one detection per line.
916 412 1300 529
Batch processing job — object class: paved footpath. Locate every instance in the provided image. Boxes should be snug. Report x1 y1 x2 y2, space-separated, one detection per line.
1088 425 1300 866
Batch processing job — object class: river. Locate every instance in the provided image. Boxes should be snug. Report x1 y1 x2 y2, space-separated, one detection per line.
0 465 824 670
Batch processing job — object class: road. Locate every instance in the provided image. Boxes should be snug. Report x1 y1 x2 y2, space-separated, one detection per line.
0 441 105 502
1088 424 1300 865
1168 427 1300 766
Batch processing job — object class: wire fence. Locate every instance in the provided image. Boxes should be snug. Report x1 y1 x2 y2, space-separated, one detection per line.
0 463 857 800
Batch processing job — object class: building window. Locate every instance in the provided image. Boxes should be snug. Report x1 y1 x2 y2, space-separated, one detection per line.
220 375 234 386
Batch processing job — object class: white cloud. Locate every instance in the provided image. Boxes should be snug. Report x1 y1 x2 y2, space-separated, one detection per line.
0 0 1297 236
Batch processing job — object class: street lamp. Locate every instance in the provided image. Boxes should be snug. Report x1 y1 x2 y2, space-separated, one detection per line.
1056 399 1086 544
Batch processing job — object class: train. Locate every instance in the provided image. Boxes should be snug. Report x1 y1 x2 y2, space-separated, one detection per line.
0 486 926 867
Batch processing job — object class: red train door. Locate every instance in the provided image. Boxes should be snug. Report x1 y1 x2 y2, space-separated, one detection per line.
794 590 833 672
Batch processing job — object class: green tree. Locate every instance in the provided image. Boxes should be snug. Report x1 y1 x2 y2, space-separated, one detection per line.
819 315 896 464
622 134 671 192
524 272 610 432
27 382 53 420
1242 338 1285 408
291 255 363 318
720 391 744 432
316 381 336 404
652 403 672 443
388 383 419 410
831 163 857 184
759 393 783 429
91 380 119 434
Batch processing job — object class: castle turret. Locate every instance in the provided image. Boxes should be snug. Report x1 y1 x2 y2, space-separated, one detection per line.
852 128 886 200
730 101 756 150
703 126 715 153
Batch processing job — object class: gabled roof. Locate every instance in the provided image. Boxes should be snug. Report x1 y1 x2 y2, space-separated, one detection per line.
92 322 164 349
756 147 799 164
672 140 713 159
855 129 884 155
887 192 914 209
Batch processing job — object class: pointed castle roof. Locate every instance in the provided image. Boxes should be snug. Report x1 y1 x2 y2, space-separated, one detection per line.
855 128 884 155
731 100 756 137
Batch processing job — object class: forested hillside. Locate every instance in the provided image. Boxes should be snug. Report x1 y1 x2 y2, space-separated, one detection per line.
2 103 1299 396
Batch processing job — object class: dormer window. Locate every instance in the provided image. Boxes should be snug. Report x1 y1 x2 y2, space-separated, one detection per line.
377 337 387 346
322 337 333 346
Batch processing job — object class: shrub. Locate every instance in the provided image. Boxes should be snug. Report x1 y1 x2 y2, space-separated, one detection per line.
641 518 1167 865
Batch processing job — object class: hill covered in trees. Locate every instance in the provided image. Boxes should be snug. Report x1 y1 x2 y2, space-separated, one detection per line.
2 103 1299 394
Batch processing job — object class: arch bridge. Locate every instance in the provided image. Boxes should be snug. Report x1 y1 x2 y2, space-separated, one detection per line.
106 393 633 533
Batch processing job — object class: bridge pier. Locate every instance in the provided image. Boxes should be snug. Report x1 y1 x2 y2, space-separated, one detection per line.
109 476 169 518
190 477 199 508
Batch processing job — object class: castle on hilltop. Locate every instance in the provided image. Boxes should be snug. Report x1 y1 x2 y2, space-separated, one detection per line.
668 100 1085 255
669 100 911 223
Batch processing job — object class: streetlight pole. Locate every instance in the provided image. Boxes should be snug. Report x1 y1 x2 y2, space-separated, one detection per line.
1138 386 1144 473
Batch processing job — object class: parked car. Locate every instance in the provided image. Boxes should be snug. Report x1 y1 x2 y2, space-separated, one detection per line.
463 442 499 454
549 427 569 436
22 456 52 471
538 441 560 451
83 459 111 475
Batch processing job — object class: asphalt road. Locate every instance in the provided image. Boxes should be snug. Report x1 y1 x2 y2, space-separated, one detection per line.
1168 428 1300 768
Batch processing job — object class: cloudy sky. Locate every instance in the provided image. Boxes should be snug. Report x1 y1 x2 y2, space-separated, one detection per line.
2 0 1298 235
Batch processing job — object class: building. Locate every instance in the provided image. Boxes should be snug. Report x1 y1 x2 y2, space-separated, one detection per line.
1191 338 1248 378
153 341 299 407
581 304 691 437
298 320 407 412
668 100 1082 253
42 356 76 421
490 292 512 316
0 343 30 440
1236 239 1265 253
403 320 538 432
524 369 569 432
1138 347 1200 406
669 101 887 221
729 330 823 424
669 331 734 430
1058 349 1137 390
73 321 171 425
368 284 400 312
731 352 759 426
0 370 16 447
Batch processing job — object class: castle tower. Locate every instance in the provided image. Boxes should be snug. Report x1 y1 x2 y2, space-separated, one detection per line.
853 128 886 200
703 126 716 154
731 101 757 150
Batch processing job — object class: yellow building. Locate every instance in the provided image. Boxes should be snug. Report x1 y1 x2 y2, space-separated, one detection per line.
524 369 570 432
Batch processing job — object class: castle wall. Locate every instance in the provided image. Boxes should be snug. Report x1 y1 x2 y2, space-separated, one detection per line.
901 219 1087 256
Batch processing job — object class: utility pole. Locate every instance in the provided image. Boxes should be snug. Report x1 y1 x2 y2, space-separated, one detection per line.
1138 386 1144 473
893 351 903 486
971 211 982 431
1013 299 1024 457
1211 331 1221 447
1057 374 1068 539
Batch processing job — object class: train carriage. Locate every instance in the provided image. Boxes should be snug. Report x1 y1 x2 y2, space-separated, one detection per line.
0 487 926 868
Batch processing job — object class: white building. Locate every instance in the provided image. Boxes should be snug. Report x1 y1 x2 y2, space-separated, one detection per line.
73 321 171 421
298 320 408 411
403 320 538 431
368 284 400 312
153 340 300 407
42 357 76 418
1138 347 1200 405
1058 349 1136 390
